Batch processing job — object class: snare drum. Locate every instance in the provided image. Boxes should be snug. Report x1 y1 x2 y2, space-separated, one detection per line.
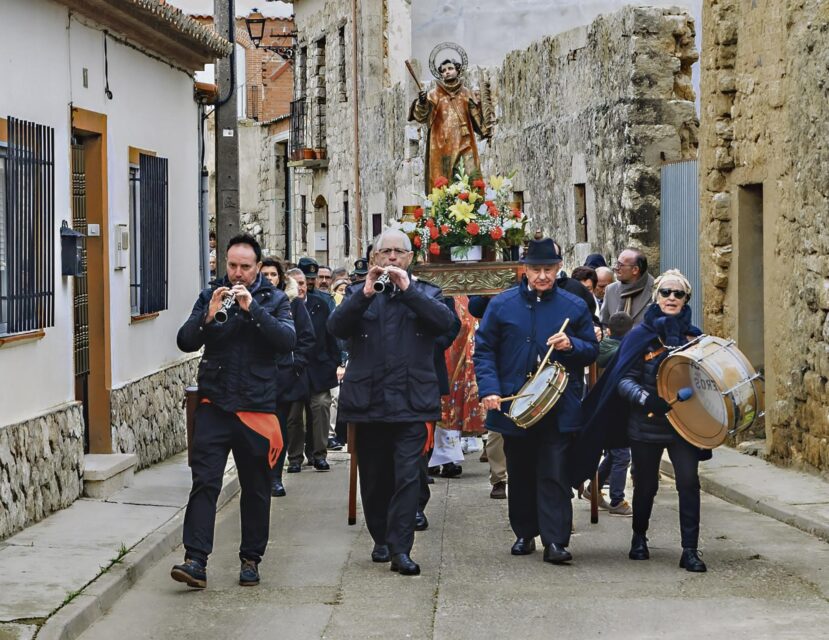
656 335 764 449
508 362 569 429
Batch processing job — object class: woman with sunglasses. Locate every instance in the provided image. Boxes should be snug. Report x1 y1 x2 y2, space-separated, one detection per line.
615 269 708 571
573 269 708 572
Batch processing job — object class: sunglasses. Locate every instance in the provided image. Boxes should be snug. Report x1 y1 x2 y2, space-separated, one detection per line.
658 288 687 300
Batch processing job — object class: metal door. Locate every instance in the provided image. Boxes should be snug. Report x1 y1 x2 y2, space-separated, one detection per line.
71 141 90 452
660 160 702 324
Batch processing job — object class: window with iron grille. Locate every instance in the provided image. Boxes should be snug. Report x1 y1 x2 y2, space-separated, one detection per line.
0 117 56 336
129 154 168 316
290 99 306 155
338 26 347 102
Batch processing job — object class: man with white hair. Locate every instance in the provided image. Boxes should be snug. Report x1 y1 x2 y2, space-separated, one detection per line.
595 266 614 311
328 229 455 576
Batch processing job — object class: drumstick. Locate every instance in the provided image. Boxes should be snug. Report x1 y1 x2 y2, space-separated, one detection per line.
405 60 423 92
535 318 570 377
499 393 531 403
647 386 694 418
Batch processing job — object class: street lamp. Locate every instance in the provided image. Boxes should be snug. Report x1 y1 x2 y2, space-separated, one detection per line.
245 8 296 62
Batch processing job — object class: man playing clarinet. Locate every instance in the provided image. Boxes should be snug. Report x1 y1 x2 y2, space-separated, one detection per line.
474 238 598 564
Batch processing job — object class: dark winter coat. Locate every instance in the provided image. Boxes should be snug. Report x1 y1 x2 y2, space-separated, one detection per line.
327 279 456 423
177 274 296 413
473 278 599 437
276 296 316 404
305 289 341 393
434 297 461 396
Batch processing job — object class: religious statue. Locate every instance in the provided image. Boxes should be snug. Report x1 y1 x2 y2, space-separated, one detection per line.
408 43 492 194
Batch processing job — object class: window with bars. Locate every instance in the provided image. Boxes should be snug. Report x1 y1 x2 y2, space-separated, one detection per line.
129 154 169 316
0 117 56 336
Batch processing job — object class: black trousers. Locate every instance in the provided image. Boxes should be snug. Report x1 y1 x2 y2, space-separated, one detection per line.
417 455 430 512
183 403 271 565
271 403 290 482
630 437 701 548
356 422 427 555
503 426 573 548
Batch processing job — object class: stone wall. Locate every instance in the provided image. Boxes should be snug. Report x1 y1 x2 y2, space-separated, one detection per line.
110 356 200 470
0 403 84 540
700 0 829 472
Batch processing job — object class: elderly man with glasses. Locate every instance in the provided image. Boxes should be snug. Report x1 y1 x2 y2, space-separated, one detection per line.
327 229 455 576
600 248 655 328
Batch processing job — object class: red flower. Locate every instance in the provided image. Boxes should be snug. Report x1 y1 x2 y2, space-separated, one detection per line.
473 178 486 190
458 192 469 201
440 224 450 235
413 236 422 248
512 208 523 219
486 201 499 217
413 207 424 220
425 217 435 228
466 222 480 236
429 226 439 240
429 242 441 255
490 227 504 240
434 176 449 188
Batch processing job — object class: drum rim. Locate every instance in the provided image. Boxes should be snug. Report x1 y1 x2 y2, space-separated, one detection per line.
656 336 762 449
508 363 569 429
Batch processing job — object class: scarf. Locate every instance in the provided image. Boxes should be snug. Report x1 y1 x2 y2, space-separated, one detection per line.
618 271 651 314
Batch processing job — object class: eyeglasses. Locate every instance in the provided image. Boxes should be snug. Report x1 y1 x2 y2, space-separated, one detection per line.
613 261 635 270
657 288 687 300
377 247 410 256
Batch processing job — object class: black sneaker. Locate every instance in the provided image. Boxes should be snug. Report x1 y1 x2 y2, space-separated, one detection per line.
440 463 462 478
239 559 260 586
271 480 286 497
287 463 302 473
171 558 206 589
327 437 344 451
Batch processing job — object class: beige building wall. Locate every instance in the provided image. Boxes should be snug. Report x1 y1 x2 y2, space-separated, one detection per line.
700 0 829 472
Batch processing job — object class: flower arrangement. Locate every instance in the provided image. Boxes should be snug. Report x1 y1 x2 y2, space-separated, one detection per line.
395 164 529 259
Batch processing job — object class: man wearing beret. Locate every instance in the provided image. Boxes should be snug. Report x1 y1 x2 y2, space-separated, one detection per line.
474 238 599 565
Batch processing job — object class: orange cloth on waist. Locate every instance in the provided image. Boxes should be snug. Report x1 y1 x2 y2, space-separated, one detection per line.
200 399 282 468
424 422 435 455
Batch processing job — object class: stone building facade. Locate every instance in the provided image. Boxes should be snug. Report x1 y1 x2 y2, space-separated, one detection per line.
291 0 697 269
700 0 829 473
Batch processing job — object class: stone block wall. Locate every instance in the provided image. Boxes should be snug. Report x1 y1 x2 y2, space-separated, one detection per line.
110 356 200 470
700 0 829 472
0 403 84 540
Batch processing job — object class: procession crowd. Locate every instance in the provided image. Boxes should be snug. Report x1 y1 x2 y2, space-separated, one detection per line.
170 229 707 590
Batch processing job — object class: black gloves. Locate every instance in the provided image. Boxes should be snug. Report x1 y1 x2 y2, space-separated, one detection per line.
644 394 672 416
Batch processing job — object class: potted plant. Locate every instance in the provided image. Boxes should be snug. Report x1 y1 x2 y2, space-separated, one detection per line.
395 163 529 263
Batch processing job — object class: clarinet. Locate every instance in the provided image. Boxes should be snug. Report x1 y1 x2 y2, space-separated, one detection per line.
214 290 238 324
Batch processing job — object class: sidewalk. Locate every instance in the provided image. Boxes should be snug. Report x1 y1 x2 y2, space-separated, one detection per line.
2 443 829 640
0 452 239 640
661 444 829 543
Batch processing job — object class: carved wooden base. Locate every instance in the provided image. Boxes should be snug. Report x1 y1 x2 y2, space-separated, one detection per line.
413 262 522 296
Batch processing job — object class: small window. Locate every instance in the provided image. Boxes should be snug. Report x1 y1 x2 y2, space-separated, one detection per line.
343 191 350 257
338 26 347 102
129 154 169 316
574 183 587 243
300 195 308 248
372 213 383 238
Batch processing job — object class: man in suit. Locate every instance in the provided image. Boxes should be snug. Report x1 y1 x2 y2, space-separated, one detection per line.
328 229 455 576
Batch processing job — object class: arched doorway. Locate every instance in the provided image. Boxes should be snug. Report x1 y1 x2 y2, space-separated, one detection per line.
313 195 329 265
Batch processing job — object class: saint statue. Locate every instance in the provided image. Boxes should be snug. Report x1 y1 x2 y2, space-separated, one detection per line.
408 43 491 193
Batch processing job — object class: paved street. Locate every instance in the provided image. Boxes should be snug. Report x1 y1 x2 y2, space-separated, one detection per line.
78 453 829 640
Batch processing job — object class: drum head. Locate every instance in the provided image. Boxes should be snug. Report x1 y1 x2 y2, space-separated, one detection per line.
508 364 568 428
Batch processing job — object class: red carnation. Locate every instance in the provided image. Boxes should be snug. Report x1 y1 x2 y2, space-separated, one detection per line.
490 227 504 240
425 217 435 227
429 242 441 255
429 226 439 239
512 208 522 219
440 224 450 234
458 192 469 201
413 236 422 248
473 178 486 190
413 207 424 220
466 222 480 235
434 176 449 188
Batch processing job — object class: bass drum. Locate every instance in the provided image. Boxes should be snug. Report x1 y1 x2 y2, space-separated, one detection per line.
656 335 764 449
508 362 569 429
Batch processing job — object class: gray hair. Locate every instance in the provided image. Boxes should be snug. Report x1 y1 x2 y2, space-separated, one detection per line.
596 266 614 279
373 228 412 252
285 267 304 278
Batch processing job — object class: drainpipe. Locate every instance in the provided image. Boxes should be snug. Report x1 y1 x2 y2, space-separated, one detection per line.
284 146 292 261
198 103 210 287
351 0 362 257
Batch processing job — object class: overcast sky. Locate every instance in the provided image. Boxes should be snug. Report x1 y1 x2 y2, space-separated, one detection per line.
167 0 293 18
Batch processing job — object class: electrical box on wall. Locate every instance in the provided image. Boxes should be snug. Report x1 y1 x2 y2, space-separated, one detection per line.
115 224 129 270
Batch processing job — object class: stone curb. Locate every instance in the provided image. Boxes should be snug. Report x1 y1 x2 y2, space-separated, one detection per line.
35 469 241 640
659 457 829 544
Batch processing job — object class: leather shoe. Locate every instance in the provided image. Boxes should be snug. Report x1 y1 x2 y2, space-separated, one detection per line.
371 544 391 563
390 553 420 575
543 543 573 564
313 459 330 471
629 533 649 560
286 463 301 474
271 480 286 497
414 511 429 531
440 462 462 478
510 537 536 555
679 548 707 572
490 481 507 499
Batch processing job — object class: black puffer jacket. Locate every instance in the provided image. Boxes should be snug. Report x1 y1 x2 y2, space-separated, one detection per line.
617 304 699 444
177 275 296 413
327 279 455 423
276 296 316 404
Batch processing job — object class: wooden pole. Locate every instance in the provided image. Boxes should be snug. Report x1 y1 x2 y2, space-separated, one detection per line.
588 362 599 524
347 422 358 525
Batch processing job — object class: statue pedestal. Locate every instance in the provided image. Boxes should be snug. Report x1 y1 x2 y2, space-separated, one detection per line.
413 262 521 297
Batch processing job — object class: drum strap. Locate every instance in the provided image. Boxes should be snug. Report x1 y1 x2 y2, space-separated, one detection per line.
644 346 667 362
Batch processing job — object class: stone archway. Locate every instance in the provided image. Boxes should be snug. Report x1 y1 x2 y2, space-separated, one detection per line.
313 195 329 265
